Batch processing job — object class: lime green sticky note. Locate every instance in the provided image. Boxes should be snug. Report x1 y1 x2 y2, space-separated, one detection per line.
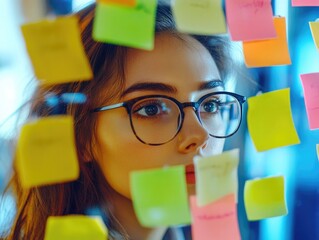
194 149 239 206
247 88 300 152
244 176 288 221
172 0 227 35
44 215 108 240
316 144 319 160
21 16 93 85
130 166 191 227
93 0 157 50
16 116 79 188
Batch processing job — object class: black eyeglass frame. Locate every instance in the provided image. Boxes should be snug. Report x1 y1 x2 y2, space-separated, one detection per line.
92 91 246 146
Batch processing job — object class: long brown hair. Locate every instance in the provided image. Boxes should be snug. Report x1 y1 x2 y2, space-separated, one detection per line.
1 3 235 240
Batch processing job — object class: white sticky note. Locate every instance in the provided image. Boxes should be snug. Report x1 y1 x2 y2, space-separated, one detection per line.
194 149 239 206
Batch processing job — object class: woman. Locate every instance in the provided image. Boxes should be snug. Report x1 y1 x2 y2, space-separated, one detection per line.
2 2 245 240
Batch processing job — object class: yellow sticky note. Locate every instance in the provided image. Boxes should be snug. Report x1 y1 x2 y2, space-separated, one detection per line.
194 149 239 206
21 16 93 85
247 88 300 152
317 144 319 160
172 0 227 35
93 0 157 50
98 0 137 7
309 21 319 50
44 215 108 240
130 166 191 227
244 176 288 221
16 116 79 188
243 17 291 67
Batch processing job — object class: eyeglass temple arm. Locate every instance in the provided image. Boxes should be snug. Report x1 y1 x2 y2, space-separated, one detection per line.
92 102 125 112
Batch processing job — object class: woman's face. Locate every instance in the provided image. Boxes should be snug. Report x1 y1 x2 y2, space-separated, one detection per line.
94 33 225 199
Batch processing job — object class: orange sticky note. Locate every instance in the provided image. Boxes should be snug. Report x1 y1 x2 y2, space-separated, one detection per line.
244 176 288 221
247 89 300 152
98 0 136 7
309 21 319 50
44 215 108 240
21 16 93 85
243 17 291 67
172 0 227 35
16 116 79 188
226 0 276 41
292 0 319 6
190 194 241 240
300 72 319 129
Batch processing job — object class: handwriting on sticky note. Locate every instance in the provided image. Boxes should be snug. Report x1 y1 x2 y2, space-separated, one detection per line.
194 149 239 206
242 17 291 67
244 176 288 221
130 166 191 227
247 88 300 151
190 194 241 240
172 0 226 35
16 116 79 188
44 215 108 240
292 0 319 6
21 16 92 84
93 0 157 50
300 73 319 129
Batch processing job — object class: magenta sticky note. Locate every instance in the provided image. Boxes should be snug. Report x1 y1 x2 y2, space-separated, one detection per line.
190 194 241 240
226 0 276 41
300 73 319 129
292 0 319 6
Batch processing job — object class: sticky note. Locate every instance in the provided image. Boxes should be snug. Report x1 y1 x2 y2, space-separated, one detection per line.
16 116 79 188
21 16 93 85
130 166 191 227
244 176 288 221
242 17 291 67
190 194 240 240
300 73 319 129
292 0 319 6
309 21 319 50
247 88 300 152
194 149 239 206
226 0 276 41
172 0 227 35
98 0 136 7
317 144 319 160
93 0 157 50
44 215 108 240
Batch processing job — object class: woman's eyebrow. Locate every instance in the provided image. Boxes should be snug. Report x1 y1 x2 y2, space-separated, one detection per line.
121 82 177 97
199 79 224 90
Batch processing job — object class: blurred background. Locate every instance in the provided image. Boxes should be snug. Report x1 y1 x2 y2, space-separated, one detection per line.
0 0 319 239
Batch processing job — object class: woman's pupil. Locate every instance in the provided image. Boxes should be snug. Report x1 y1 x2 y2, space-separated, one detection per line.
145 105 158 115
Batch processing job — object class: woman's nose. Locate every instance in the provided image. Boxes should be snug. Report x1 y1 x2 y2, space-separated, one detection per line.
177 108 209 154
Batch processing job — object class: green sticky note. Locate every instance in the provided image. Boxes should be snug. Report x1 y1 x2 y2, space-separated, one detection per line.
244 176 288 221
16 116 79 188
44 215 108 240
316 144 319 160
21 16 93 85
194 149 239 206
93 0 157 50
172 0 227 35
247 88 300 152
130 166 191 227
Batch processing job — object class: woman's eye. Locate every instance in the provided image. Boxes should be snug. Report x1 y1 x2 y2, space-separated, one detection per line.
133 101 169 118
138 104 160 116
202 101 219 113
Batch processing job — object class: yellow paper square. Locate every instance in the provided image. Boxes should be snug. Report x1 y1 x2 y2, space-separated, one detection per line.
244 176 288 221
309 21 319 50
172 0 227 35
243 17 291 67
16 116 79 188
247 88 300 152
194 149 239 206
21 16 93 85
317 144 319 160
44 215 108 240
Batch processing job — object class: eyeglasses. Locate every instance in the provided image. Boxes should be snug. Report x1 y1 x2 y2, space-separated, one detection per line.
92 92 246 146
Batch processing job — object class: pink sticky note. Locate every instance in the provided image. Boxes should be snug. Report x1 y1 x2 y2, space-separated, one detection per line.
190 194 241 240
226 0 276 41
292 0 319 6
300 73 319 129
